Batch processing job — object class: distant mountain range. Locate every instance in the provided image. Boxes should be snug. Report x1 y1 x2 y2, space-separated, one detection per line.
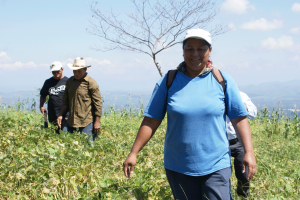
1 80 299 115
239 79 300 110
101 79 300 112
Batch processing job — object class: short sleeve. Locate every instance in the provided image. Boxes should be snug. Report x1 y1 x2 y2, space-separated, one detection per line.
40 80 48 97
223 73 248 119
144 77 168 120
240 92 257 119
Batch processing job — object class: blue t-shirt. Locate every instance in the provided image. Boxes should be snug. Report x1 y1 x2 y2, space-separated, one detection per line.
144 70 248 176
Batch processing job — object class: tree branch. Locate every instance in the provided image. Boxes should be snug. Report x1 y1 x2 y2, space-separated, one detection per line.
88 0 229 77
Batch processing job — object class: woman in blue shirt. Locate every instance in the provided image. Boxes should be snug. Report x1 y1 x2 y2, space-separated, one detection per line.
123 29 256 200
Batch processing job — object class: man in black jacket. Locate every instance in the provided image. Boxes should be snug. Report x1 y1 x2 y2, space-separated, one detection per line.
40 61 68 133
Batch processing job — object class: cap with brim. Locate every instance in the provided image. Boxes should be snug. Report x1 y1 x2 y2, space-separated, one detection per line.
183 29 212 45
50 61 63 71
67 57 91 70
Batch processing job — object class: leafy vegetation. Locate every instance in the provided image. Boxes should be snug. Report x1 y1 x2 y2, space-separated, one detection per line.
0 101 299 199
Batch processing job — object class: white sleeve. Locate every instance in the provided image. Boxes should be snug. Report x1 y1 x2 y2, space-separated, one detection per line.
240 92 257 119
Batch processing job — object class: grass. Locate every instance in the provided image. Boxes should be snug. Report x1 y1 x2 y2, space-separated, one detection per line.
0 101 299 199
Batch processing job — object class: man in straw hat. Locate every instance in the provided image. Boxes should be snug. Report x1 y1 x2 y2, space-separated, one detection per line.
57 57 102 140
40 61 69 133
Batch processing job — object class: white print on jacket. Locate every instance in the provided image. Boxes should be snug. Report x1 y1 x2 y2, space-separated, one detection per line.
48 85 66 95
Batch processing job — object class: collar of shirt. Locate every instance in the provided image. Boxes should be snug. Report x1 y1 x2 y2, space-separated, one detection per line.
177 60 213 76
72 73 90 82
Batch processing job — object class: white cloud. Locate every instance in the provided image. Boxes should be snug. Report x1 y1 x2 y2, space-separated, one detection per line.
289 27 300 34
291 3 300 12
240 18 283 30
291 43 300 54
236 61 250 69
261 35 294 50
63 56 159 79
63 57 112 68
0 52 12 63
84 57 130 75
228 22 236 30
84 57 112 65
291 55 300 61
215 62 224 69
0 52 37 70
290 55 300 67
221 0 255 14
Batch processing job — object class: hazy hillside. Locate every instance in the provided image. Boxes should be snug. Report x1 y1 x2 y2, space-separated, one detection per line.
102 79 300 112
101 90 151 110
239 79 300 110
1 80 300 115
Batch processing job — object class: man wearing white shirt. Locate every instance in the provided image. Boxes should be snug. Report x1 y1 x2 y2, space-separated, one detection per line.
226 91 257 198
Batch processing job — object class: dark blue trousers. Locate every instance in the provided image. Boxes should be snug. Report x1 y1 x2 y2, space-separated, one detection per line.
64 122 96 141
230 140 250 197
165 167 233 200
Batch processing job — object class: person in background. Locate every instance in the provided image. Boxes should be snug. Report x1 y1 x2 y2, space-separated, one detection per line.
123 29 256 199
57 57 102 141
40 61 69 133
227 91 257 198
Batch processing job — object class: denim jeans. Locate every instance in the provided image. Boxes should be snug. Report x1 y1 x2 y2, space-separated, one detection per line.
230 140 250 197
51 119 68 134
62 124 68 131
64 122 96 141
165 167 233 200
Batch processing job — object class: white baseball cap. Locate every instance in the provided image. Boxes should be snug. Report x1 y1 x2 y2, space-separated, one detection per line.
67 57 91 70
50 61 63 71
183 29 212 45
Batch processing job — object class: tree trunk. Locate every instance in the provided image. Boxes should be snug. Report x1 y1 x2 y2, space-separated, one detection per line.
153 56 164 77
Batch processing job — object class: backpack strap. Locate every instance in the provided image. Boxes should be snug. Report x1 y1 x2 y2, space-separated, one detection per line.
166 68 226 93
166 69 178 90
166 68 227 114
165 69 178 107
212 67 226 95
212 67 227 115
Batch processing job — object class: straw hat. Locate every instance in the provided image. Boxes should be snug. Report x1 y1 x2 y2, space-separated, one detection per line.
67 57 91 70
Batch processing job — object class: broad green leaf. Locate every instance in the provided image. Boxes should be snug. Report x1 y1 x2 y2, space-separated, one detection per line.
48 148 57 155
99 180 108 188
285 184 292 191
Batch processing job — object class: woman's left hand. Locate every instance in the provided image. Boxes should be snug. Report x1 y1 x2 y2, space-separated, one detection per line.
231 116 257 180
243 152 257 180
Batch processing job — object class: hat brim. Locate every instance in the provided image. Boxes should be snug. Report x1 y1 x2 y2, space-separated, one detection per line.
67 63 91 70
50 67 62 72
183 36 211 45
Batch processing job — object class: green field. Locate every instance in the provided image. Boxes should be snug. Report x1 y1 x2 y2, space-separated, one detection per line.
0 103 300 199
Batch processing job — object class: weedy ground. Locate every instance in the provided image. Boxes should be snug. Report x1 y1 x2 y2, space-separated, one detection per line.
0 103 299 199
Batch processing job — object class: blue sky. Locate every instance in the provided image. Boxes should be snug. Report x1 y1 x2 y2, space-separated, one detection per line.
0 0 300 94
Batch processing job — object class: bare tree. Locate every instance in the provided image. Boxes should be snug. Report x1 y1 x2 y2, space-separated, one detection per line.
88 0 227 77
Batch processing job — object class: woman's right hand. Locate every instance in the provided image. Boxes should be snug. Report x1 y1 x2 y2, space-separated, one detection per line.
123 153 137 178
122 117 162 178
